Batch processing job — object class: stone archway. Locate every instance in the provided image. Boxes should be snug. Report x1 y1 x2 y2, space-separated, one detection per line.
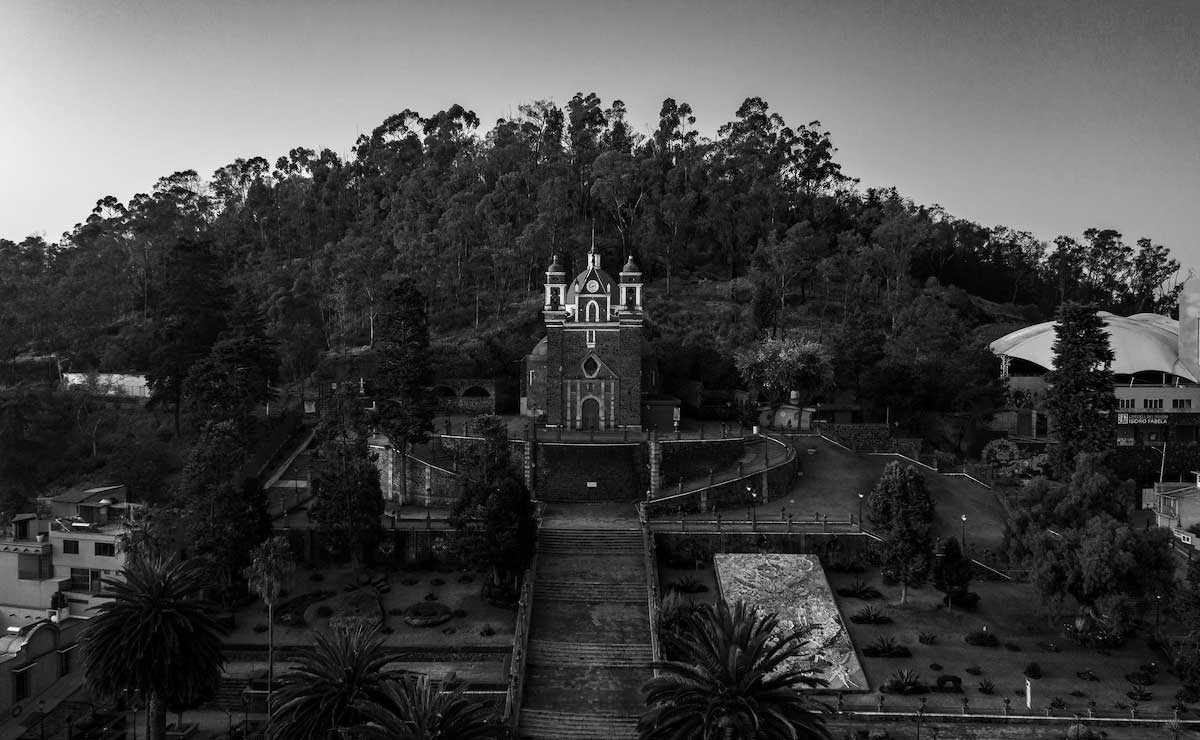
581 397 600 430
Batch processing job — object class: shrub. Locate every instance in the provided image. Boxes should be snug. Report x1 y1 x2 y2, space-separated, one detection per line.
836 578 882 600
1069 690 1087 698
1004 642 1021 652
918 632 937 645
977 679 995 695
431 578 445 586
452 608 467 619
883 669 928 695
850 605 892 625
388 607 404 616
1035 640 1060 653
965 666 982 676
424 592 438 601
442 627 456 634
458 574 474 584
1049 697 1068 711
862 635 911 658
1024 662 1042 680
1177 686 1200 704
668 575 709 594
315 605 333 618
1126 671 1155 686
1076 670 1098 682
935 675 962 693
479 624 495 637
929 663 943 672
965 631 998 647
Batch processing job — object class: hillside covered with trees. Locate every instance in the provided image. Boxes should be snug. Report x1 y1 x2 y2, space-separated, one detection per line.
0 94 1186 465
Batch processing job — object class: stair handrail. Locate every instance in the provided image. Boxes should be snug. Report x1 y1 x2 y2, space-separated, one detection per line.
503 532 538 732
637 501 663 674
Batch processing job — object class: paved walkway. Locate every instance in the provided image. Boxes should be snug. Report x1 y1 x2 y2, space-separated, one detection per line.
654 436 1009 556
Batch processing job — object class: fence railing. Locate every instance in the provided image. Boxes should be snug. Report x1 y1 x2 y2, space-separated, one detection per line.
637 502 662 672
502 547 537 732
833 701 1196 726
650 434 796 506
648 513 861 534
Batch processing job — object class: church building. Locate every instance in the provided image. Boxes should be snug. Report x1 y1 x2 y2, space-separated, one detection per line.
521 249 651 430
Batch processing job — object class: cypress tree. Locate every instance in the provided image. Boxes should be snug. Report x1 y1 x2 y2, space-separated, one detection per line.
1045 302 1116 475
867 461 934 604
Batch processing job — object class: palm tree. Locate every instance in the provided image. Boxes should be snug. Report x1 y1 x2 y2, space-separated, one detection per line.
81 553 226 740
354 674 503 739
242 536 296 724
640 600 832 740
269 621 400 740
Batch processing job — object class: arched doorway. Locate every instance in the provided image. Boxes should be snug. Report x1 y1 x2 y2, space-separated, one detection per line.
581 398 600 430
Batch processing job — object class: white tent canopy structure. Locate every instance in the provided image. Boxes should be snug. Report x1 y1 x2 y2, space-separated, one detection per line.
989 312 1197 382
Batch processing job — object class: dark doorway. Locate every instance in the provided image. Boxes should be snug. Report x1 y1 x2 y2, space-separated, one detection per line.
581 398 600 430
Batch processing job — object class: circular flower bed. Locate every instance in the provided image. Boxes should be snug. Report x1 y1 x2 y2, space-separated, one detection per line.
403 602 453 627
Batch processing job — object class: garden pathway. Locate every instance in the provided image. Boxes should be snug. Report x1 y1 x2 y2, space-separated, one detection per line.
518 505 650 740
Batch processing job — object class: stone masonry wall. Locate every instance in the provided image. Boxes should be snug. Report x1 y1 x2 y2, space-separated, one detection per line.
535 443 647 501
659 438 745 487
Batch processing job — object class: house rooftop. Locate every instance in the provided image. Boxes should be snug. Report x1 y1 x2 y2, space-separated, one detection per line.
49 484 124 505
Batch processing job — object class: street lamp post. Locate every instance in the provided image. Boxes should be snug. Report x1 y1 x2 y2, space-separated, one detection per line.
1156 594 1163 628
961 514 967 552
857 493 864 532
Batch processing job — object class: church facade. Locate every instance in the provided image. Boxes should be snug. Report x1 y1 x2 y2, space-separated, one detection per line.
521 249 647 430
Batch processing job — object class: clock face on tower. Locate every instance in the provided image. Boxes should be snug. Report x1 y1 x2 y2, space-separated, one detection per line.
585 279 600 293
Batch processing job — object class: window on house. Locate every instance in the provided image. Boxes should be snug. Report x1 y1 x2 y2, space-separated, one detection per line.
69 568 101 593
1144 399 1164 409
63 539 79 554
58 645 75 677
586 330 596 348
582 357 600 378
1118 398 1135 409
1173 398 1193 409
13 665 31 702
17 553 51 581
94 542 116 557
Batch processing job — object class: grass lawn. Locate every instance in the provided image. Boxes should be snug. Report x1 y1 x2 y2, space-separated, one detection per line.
226 563 516 651
826 569 1188 719
660 555 1193 721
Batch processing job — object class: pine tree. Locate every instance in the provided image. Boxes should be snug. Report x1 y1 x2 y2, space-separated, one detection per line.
1045 302 1116 475
449 416 535 599
373 277 434 451
867 462 934 604
310 386 383 569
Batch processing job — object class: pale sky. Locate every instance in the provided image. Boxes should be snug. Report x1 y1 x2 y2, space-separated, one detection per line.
3 0 1198 272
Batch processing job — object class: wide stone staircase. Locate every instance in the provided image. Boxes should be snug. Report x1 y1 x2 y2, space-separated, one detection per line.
518 525 651 739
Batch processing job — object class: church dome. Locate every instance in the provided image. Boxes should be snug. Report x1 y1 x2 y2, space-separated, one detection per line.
563 249 616 303
622 255 640 273
546 254 565 276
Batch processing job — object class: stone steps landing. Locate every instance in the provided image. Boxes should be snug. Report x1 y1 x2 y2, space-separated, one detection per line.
528 639 651 668
518 708 638 740
539 530 643 554
535 579 645 602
